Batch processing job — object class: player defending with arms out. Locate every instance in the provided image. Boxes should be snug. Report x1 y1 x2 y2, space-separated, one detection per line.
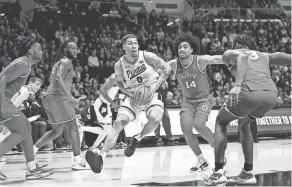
86 34 171 173
0 37 54 181
205 35 292 186
168 33 226 172
33 41 87 170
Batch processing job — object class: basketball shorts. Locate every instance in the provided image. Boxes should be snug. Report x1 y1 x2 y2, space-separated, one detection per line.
93 98 112 125
218 84 278 123
118 95 164 121
42 95 75 125
0 99 31 139
181 94 214 117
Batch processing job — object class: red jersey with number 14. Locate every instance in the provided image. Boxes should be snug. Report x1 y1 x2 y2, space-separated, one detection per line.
175 55 210 100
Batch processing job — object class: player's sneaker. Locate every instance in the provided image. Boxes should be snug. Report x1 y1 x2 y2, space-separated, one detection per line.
72 155 87 170
190 158 210 173
204 169 227 186
25 164 54 180
228 169 257 184
85 150 103 173
124 136 140 157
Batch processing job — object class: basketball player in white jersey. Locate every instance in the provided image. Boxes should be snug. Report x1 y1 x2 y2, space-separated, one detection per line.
86 34 171 173
79 74 119 149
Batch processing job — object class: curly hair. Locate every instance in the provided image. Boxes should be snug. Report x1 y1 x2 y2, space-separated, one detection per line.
233 34 256 50
16 35 39 56
173 33 200 55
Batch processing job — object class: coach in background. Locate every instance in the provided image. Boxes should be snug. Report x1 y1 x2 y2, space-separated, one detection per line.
154 81 178 146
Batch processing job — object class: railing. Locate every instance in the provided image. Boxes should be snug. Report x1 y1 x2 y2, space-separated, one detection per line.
193 7 286 20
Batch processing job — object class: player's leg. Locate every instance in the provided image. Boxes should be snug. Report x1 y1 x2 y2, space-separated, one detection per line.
229 91 277 184
86 113 130 173
124 97 164 157
91 134 106 149
86 98 134 173
193 100 214 147
34 96 68 151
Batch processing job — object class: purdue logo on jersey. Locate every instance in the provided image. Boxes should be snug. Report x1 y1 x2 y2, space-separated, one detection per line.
99 102 108 117
126 64 146 80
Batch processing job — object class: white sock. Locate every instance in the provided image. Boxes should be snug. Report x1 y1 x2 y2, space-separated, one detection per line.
33 145 39 153
135 134 142 141
99 150 107 160
197 153 207 163
74 155 82 162
27 161 37 171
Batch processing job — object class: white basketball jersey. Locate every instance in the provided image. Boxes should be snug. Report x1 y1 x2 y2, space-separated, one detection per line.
99 86 119 104
120 51 159 89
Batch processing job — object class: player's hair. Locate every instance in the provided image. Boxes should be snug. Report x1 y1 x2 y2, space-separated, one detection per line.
16 36 39 56
233 34 256 50
121 34 137 44
173 33 200 55
54 39 75 63
28 77 43 84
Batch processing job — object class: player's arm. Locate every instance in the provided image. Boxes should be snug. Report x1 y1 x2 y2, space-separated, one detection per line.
12 87 30 108
114 61 132 96
197 55 226 71
144 51 171 91
265 52 291 66
99 74 116 105
0 62 30 107
54 59 72 97
168 59 177 73
223 50 248 87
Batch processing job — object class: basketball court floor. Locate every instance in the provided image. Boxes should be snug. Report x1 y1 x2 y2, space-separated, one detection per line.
0 138 291 186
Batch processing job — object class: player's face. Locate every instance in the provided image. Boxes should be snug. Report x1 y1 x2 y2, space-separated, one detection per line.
31 81 42 93
123 38 139 57
31 43 43 61
66 42 79 59
178 41 193 59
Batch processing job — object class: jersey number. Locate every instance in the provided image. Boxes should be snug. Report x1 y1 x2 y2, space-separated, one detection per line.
185 80 196 88
137 77 143 83
245 51 259 60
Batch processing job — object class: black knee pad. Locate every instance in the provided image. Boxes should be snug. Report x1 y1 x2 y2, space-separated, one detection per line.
216 107 238 127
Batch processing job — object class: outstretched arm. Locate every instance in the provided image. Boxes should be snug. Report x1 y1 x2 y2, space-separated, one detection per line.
0 62 30 107
265 52 291 66
99 74 117 105
114 61 131 96
197 55 226 72
144 51 171 91
223 50 248 87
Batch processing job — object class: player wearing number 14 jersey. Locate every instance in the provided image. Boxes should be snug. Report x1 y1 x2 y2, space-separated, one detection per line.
168 33 226 173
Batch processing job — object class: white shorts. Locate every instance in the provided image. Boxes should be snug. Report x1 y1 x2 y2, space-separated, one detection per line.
93 98 112 125
118 95 164 121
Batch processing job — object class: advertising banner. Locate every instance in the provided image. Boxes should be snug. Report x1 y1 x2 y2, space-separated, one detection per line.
124 108 291 137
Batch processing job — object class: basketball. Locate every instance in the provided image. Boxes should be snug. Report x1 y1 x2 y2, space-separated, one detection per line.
133 84 152 106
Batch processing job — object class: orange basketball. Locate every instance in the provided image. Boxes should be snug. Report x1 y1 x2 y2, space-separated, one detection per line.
133 84 152 106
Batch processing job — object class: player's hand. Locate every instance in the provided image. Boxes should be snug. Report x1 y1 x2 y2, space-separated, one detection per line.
1 107 16 119
111 102 119 112
160 81 168 89
68 96 78 108
228 86 241 107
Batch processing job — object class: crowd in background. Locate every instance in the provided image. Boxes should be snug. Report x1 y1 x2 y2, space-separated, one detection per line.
0 0 291 150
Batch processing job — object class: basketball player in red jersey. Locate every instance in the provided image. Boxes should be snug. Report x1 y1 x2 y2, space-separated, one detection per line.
205 35 292 186
33 41 87 170
168 33 226 173
86 34 171 173
0 37 54 180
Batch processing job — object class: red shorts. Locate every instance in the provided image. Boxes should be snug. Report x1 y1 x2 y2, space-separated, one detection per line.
42 95 75 126
218 84 278 123
0 99 31 138
181 94 214 117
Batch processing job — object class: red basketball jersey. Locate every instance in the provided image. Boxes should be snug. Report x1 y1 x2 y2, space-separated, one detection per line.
175 55 210 100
